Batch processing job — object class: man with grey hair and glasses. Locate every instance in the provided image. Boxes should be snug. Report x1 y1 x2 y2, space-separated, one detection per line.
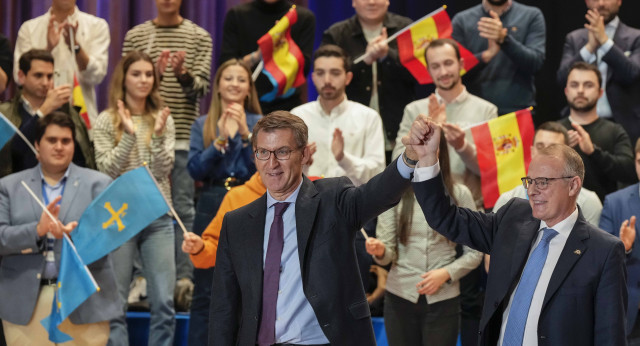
405 115 627 345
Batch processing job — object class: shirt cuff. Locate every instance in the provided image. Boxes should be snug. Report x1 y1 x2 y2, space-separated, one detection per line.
395 155 414 180
580 46 597 63
412 161 441 182
597 39 614 57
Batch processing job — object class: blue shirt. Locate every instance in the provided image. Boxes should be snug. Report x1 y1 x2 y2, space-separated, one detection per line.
263 159 413 343
39 164 70 205
187 112 262 181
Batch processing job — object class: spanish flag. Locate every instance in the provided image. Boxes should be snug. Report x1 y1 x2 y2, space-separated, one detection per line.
397 9 478 84
471 109 534 209
72 73 90 129
257 6 305 102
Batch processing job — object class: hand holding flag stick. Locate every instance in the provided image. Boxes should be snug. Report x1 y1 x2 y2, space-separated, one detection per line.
354 5 447 64
20 181 78 238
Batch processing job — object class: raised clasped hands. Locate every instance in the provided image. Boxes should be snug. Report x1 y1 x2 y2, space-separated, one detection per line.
402 114 442 166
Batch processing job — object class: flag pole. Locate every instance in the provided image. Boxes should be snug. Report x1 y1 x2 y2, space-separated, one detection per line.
21 181 57 223
353 5 447 64
142 163 188 235
252 60 264 82
1 112 38 156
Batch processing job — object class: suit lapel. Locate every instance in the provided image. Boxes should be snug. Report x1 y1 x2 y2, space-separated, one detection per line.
26 166 44 221
541 219 589 310
58 164 80 223
294 177 319 270
509 220 541 280
246 194 267 301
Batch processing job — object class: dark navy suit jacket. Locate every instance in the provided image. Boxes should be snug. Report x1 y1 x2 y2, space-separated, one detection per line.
414 173 627 345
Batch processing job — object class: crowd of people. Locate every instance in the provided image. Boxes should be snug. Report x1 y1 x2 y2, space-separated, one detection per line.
0 0 639 345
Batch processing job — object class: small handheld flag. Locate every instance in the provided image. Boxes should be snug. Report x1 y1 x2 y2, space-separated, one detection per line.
41 234 99 343
70 166 170 265
257 6 305 102
471 108 535 209
396 8 479 84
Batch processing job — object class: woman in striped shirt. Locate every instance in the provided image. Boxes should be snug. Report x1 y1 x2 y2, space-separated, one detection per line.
94 50 176 346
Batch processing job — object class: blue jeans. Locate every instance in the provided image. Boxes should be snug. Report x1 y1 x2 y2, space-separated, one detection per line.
187 184 227 346
173 150 195 281
108 215 176 346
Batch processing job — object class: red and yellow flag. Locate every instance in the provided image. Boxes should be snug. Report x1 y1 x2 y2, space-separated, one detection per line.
397 10 478 84
471 109 535 209
72 74 90 129
257 6 305 101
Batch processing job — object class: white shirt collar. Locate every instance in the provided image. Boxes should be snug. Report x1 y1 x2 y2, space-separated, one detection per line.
539 206 579 239
435 86 469 105
315 95 349 117
20 95 38 117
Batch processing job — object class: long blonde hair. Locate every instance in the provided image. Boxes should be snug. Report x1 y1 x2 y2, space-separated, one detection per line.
107 50 163 146
398 134 458 245
203 59 262 147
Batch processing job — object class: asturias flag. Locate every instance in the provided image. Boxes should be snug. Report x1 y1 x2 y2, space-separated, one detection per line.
397 9 478 84
72 73 91 129
257 6 305 102
0 111 17 150
41 235 99 343
471 109 535 209
70 166 170 265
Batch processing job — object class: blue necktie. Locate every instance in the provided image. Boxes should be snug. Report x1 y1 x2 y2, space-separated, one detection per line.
503 228 558 345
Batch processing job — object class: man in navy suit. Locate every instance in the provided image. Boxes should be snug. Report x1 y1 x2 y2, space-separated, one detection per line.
405 115 627 345
209 111 415 346
558 0 640 144
600 137 640 341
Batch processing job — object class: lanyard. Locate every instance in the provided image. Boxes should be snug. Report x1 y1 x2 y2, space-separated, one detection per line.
42 178 67 206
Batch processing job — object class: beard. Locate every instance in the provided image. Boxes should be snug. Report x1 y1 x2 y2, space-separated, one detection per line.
487 0 509 6
601 9 619 24
435 75 461 91
568 97 598 113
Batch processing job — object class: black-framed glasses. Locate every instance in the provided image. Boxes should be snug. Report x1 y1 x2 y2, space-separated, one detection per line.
254 147 299 161
521 176 573 190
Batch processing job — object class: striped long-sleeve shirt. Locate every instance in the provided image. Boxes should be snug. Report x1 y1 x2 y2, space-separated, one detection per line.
122 19 212 149
93 110 175 206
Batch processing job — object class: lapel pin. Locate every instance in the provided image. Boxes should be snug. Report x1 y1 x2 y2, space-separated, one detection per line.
574 249 581 255
74 180 79 187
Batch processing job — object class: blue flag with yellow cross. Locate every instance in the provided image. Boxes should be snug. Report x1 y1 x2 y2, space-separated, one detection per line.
70 166 170 265
41 234 99 342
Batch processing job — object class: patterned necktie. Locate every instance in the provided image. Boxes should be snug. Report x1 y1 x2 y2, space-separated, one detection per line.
503 228 558 345
257 202 291 346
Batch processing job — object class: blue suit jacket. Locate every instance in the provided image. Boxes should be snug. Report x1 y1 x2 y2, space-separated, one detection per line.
600 183 640 334
414 173 627 345
558 21 640 144
0 163 119 325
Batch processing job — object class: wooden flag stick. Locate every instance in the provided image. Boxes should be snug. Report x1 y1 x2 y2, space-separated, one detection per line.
21 180 56 223
353 5 447 64
142 164 188 235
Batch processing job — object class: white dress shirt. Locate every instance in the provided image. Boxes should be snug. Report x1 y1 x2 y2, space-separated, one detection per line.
291 97 385 186
14 6 110 127
579 16 619 118
414 161 579 345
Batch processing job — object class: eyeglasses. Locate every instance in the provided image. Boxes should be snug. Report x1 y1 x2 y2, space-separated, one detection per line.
521 176 573 190
254 147 299 161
